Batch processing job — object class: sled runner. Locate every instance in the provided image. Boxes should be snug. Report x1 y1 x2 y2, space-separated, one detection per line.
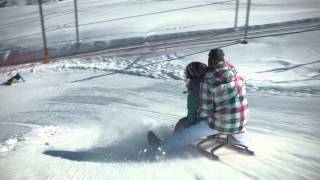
194 130 255 160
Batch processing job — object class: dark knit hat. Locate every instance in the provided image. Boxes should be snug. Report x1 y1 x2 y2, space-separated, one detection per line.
208 48 225 67
185 62 207 79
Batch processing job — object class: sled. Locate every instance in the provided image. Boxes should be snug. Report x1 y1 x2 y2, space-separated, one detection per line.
193 131 255 160
1 80 25 86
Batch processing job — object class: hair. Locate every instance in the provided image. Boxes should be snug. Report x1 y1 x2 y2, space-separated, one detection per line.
185 62 207 79
208 48 225 68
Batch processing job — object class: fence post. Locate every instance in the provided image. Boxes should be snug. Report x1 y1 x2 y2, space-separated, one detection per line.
234 0 240 28
38 0 49 64
74 0 80 46
241 0 251 44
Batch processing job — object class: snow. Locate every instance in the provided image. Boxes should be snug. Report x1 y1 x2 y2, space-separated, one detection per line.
1 0 320 179
0 29 320 179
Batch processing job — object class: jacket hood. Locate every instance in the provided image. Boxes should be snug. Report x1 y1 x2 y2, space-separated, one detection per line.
205 61 237 87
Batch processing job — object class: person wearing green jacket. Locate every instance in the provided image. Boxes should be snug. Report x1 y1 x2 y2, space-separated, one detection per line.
174 62 207 132
147 62 208 153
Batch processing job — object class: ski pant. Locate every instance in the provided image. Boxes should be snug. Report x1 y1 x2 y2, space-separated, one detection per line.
160 121 245 153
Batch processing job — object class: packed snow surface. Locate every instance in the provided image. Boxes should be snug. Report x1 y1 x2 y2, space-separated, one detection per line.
1 0 320 179
0 29 320 179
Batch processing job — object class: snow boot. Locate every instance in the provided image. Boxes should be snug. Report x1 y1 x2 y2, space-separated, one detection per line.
147 131 161 148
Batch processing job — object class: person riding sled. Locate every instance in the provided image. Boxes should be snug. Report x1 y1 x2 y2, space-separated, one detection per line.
173 61 207 132
147 48 249 157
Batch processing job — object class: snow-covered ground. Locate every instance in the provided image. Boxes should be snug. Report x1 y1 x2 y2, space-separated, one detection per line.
1 0 320 179
0 29 320 179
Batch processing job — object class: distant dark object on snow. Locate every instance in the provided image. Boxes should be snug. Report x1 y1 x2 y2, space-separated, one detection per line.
1 72 25 86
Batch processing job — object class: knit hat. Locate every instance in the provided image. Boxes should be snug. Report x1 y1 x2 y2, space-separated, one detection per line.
208 48 225 67
185 62 207 79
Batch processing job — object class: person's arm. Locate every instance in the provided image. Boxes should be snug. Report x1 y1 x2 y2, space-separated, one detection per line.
20 76 25 82
186 92 198 124
198 79 214 123
225 61 238 76
16 73 25 81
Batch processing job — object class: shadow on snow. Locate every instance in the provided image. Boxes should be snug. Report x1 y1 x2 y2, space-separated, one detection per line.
42 126 202 163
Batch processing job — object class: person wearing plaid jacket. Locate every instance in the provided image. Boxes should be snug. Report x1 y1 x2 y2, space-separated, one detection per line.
198 49 248 133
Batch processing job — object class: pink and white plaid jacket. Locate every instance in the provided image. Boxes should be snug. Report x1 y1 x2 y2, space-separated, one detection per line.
198 61 248 133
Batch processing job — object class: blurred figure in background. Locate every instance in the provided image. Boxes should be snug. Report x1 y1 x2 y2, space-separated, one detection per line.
2 72 25 86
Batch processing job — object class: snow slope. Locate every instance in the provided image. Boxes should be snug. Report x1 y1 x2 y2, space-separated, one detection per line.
0 29 320 179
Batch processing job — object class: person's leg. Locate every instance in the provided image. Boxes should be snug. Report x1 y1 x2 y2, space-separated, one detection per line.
160 121 218 153
173 117 193 133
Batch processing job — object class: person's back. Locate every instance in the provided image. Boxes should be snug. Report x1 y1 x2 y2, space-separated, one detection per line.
185 62 207 124
199 49 248 133
174 62 207 132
